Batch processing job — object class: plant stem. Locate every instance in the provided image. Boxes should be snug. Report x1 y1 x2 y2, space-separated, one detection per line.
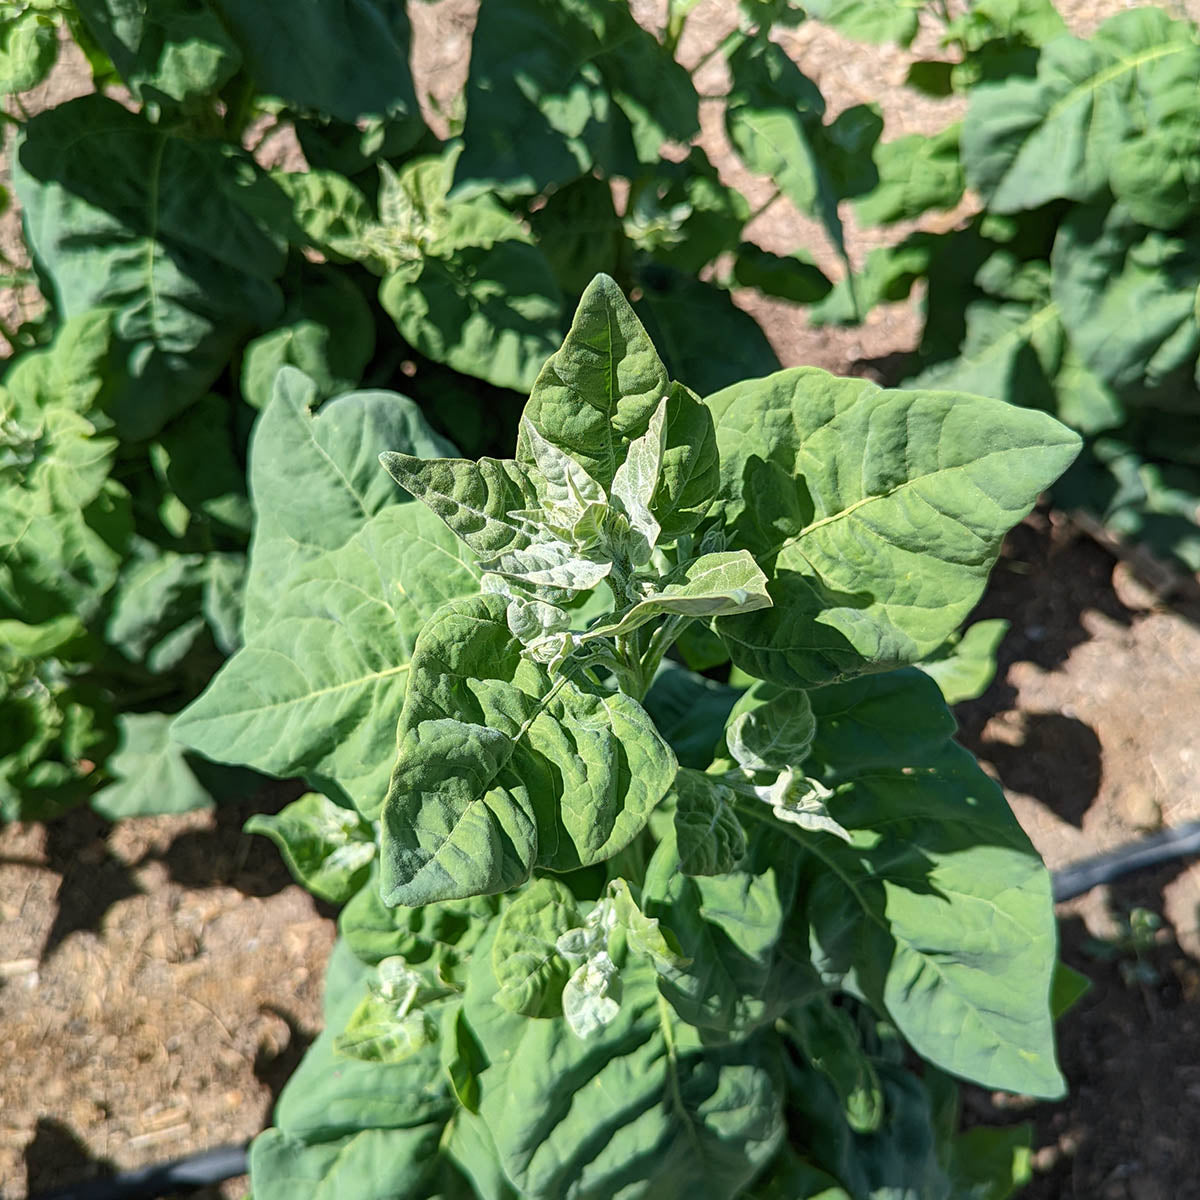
664 0 689 55
691 28 746 76
746 186 783 226
222 72 257 143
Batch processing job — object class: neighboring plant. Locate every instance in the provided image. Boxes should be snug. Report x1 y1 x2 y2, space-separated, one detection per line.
175 276 1080 1198
808 0 1200 573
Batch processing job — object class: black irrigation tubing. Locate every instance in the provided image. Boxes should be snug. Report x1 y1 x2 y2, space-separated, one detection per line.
27 820 1200 1200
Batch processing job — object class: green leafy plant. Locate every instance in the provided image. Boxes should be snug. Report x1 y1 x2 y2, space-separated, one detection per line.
175 275 1080 1198
3 0 920 822
809 0 1200 574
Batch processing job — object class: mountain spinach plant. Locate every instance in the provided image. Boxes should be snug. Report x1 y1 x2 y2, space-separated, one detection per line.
807 0 1200 575
1 0 891 821
175 275 1080 1198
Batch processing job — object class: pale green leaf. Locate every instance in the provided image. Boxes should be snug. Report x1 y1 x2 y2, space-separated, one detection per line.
246 792 376 904
803 0 920 45
705 367 1081 686
0 9 57 94
582 550 771 642
380 593 676 906
855 125 964 227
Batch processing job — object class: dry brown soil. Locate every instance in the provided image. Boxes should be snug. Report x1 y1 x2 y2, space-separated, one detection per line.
4 3 1200 1198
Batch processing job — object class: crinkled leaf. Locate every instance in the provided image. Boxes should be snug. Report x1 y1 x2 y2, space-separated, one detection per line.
652 383 721 539
465 929 785 1199
246 792 375 904
725 684 816 774
381 593 676 906
380 451 537 566
562 949 621 1038
491 877 578 1017
15 96 285 440
672 769 747 876
1051 202 1200 395
705 367 1081 686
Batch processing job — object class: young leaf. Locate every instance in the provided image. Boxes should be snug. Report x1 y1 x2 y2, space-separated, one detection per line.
705 367 1081 686
245 792 376 905
609 397 667 551
379 452 538 565
334 956 444 1064
725 684 817 774
519 274 670 491
581 550 772 642
561 951 621 1039
380 593 676 906
491 878 579 1018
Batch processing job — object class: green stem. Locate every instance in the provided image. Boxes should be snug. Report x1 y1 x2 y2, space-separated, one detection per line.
664 0 689 55
691 27 747 76
745 186 783 226
221 72 257 143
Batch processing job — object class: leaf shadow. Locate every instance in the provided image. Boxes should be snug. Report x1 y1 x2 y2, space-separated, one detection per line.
24 1117 112 1196
253 1003 320 1108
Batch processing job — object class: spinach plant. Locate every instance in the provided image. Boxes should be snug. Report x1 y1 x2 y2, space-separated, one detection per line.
1 0 890 821
808 0 1200 574
176 275 1080 1198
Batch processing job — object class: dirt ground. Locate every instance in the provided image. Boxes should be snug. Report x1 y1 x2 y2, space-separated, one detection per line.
4 2 1200 1198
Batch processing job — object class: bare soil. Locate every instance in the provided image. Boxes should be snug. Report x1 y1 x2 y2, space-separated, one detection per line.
4 3 1200 1198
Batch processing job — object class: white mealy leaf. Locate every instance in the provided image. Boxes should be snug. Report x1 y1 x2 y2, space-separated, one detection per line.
562 951 621 1039
755 769 851 842
610 397 668 552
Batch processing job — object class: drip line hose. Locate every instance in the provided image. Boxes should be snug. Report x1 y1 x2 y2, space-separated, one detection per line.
27 820 1200 1200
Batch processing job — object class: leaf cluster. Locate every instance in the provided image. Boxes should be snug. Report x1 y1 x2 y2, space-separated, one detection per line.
175 274 1080 1198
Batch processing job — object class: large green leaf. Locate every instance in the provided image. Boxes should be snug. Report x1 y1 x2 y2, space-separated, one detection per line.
704 368 1080 686
795 671 1063 1098
962 9 1200 213
173 500 479 815
464 929 785 1200
173 374 476 813
210 0 425 138
71 0 241 105
453 0 697 196
379 592 675 905
15 96 286 439
1051 202 1200 396
242 368 455 637
854 125 964 227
